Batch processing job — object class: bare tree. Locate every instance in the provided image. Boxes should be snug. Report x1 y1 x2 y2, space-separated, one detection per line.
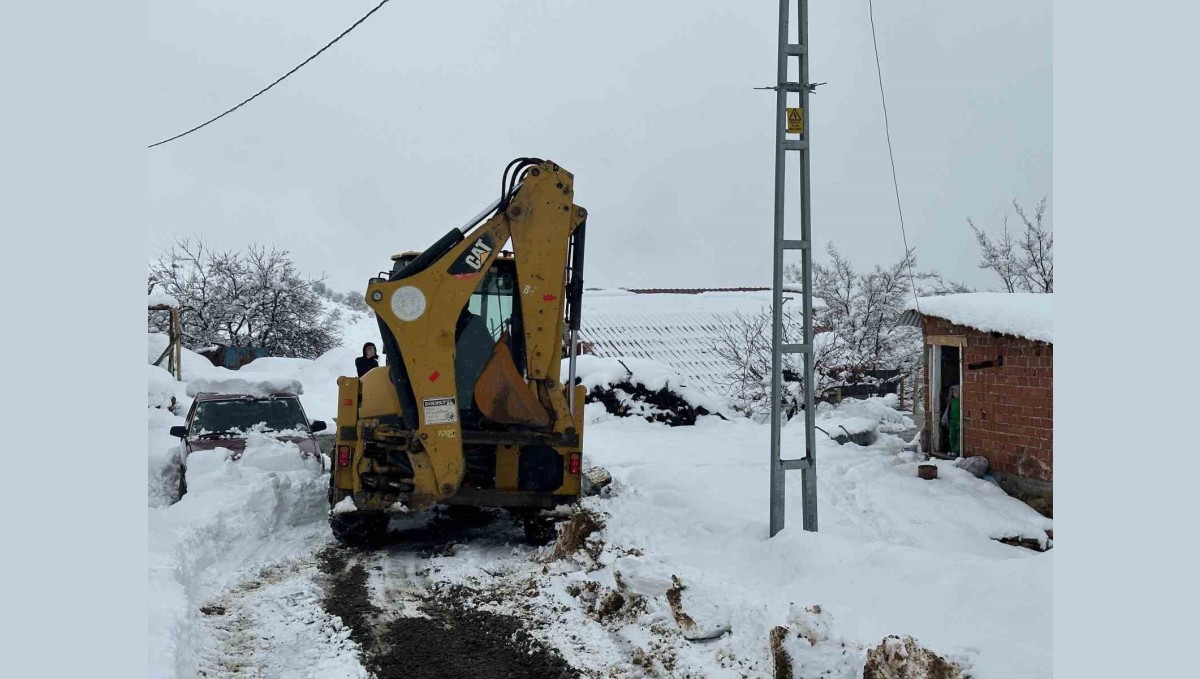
808 245 966 378
811 246 913 392
968 214 1021 292
711 245 969 415
969 197 1052 293
1014 197 1053 292
242 244 343 358
921 274 975 297
710 305 840 415
148 238 342 358
148 238 239 347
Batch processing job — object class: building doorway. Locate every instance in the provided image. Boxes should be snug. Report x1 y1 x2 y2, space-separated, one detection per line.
928 343 963 458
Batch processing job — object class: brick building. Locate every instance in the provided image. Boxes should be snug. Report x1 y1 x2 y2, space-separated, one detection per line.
901 293 1053 511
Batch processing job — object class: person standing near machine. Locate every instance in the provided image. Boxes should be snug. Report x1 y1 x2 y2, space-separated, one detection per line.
355 342 379 377
940 384 961 458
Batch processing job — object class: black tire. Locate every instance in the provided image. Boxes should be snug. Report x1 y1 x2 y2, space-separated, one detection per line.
444 504 487 527
522 514 558 546
330 511 389 547
445 504 482 518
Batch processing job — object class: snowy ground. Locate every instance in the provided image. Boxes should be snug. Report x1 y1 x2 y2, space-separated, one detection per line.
147 435 361 679
147 310 1051 678
416 407 1052 678
147 315 377 678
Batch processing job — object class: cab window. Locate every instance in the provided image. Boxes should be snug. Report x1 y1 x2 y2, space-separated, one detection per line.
467 268 515 339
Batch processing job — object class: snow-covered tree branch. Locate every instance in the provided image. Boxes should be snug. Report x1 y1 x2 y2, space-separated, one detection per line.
148 238 343 359
969 196 1053 293
711 245 969 416
709 305 840 416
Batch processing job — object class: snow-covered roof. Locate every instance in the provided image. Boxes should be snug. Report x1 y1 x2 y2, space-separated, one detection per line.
903 293 1052 343
579 288 825 394
148 293 180 308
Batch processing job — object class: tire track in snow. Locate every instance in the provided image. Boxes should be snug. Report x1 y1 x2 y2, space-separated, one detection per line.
194 556 369 679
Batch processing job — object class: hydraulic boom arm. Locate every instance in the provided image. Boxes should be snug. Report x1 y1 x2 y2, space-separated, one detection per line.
363 159 587 509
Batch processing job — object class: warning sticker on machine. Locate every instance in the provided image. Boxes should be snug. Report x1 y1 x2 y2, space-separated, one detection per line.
421 396 458 425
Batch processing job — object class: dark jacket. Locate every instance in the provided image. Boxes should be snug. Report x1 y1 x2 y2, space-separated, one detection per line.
355 355 379 377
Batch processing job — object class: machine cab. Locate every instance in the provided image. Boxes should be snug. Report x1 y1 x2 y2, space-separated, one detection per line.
388 250 526 421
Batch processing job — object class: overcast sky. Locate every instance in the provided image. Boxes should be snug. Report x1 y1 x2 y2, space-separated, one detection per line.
148 1 1050 295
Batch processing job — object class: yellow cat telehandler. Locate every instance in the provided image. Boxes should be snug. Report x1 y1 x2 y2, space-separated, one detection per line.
329 159 588 545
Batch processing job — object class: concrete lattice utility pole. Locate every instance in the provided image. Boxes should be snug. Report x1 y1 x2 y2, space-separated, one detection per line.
767 0 817 536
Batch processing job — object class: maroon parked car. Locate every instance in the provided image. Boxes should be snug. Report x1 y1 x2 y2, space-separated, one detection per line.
169 392 327 496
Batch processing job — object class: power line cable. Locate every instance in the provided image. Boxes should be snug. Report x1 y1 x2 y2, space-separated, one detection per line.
148 0 393 149
866 0 921 312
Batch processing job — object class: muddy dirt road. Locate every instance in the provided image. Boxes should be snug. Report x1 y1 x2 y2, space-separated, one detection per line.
316 509 579 679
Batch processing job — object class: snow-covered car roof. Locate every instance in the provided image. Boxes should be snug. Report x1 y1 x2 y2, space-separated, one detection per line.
185 375 305 398
192 392 301 402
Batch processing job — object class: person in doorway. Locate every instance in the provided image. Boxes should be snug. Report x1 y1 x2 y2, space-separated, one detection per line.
940 384 961 458
355 342 379 377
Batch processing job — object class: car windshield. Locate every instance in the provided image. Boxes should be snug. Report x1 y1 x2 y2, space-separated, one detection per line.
191 398 308 435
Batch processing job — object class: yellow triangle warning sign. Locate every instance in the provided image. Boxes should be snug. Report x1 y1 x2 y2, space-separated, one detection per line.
786 107 804 134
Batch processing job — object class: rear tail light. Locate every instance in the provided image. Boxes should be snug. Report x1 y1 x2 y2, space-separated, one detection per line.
337 445 352 469
568 453 581 475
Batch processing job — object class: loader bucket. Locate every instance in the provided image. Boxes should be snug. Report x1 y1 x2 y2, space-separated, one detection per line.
475 334 551 427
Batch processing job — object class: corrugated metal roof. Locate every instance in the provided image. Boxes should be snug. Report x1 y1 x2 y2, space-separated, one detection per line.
579 289 818 395
898 309 923 328
623 287 771 295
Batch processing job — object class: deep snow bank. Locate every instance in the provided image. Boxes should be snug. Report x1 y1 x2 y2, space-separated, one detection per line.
145 320 363 509
147 405 184 508
813 393 916 438
147 333 223 380
577 413 1050 677
147 325 367 676
429 396 1052 678
147 335 217 507
147 362 190 507
147 433 330 679
147 364 187 410
145 320 361 505
237 345 361 424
